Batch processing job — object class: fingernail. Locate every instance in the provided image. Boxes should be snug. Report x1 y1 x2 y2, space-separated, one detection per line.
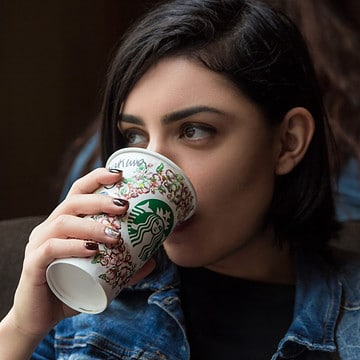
108 168 122 175
84 241 99 251
113 198 129 207
105 226 121 239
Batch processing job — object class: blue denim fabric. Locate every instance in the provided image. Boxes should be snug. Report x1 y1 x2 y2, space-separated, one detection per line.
59 133 102 202
32 248 360 359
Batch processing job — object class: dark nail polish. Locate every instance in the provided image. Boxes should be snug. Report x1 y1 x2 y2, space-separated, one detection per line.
113 198 129 207
108 168 122 175
84 241 99 251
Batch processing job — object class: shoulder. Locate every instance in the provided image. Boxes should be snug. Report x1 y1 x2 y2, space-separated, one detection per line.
328 247 360 308
331 249 360 360
326 248 360 358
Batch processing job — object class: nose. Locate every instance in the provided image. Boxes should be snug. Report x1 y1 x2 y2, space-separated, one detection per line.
146 135 162 153
146 137 175 163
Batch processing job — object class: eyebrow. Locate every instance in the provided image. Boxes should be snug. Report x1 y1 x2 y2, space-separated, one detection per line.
118 105 223 126
118 113 143 125
162 106 223 124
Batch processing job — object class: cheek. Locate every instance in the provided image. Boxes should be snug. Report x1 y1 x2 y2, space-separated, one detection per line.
187 152 276 222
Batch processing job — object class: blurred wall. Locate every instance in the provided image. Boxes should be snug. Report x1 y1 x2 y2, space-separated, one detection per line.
0 1 152 219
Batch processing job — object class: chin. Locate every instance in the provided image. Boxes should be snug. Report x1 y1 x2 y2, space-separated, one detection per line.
163 216 213 266
163 242 208 268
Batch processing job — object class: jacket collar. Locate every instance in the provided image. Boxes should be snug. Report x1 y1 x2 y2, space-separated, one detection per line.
134 247 343 358
132 248 180 293
274 248 342 358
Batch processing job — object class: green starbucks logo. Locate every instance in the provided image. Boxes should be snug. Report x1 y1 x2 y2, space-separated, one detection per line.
128 199 174 261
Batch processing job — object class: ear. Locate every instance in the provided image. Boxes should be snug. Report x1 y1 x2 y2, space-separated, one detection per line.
275 107 315 175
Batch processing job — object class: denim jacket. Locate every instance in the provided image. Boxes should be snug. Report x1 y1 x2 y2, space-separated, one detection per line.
32 247 360 359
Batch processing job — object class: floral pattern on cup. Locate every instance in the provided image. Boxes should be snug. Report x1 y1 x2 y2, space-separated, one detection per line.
117 162 195 222
90 161 195 290
90 214 135 289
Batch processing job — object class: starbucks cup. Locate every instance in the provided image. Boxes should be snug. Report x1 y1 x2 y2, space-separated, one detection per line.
46 148 197 313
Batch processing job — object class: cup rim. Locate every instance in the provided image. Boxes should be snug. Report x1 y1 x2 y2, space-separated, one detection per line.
106 147 197 205
46 260 108 314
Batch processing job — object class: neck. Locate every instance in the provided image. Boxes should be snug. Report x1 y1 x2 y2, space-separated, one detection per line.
205 229 296 285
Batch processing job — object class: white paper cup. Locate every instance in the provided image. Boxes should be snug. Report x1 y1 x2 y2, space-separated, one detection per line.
46 148 197 313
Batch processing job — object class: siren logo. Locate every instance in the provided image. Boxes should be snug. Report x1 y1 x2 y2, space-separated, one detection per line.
128 199 174 261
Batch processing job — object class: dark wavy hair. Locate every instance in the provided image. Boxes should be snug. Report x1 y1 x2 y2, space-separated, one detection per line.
100 0 338 249
269 0 360 172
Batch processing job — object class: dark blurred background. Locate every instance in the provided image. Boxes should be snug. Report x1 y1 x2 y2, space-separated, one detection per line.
0 1 154 219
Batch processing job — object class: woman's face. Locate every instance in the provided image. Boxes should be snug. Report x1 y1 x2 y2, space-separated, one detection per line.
119 57 283 275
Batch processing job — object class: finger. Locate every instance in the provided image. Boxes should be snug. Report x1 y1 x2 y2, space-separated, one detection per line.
66 168 123 197
29 211 130 250
47 193 129 222
23 238 100 284
128 258 157 286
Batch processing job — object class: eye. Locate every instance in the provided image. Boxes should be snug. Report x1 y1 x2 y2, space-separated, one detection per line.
181 123 216 141
122 129 148 147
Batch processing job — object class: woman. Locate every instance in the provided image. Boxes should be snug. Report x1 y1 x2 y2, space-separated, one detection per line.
1 0 359 359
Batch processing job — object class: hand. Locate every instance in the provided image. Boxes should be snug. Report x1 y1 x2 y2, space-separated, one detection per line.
5 168 131 338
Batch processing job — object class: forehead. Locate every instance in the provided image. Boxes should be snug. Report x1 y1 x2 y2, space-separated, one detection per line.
122 56 258 116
